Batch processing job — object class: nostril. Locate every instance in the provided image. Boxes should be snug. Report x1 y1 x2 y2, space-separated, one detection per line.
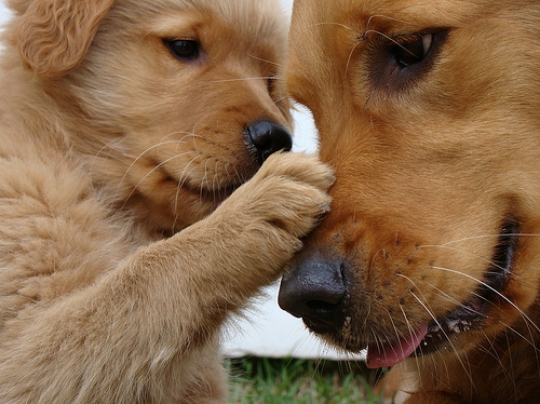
307 300 340 312
278 257 348 333
245 120 293 165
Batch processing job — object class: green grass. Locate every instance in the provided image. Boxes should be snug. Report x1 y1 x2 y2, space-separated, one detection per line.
227 357 383 403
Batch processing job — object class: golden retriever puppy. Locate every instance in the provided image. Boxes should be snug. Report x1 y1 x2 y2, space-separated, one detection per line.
0 0 334 402
278 0 540 403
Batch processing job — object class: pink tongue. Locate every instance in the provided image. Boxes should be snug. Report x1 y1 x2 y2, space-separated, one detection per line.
366 324 429 369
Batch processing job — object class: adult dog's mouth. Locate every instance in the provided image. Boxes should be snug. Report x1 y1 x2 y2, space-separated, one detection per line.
366 220 520 369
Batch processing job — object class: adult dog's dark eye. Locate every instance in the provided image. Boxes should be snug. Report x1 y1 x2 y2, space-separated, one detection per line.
391 34 433 68
267 76 276 94
368 30 448 93
164 39 200 61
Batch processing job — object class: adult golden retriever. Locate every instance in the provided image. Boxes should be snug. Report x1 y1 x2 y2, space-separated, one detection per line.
278 0 540 403
0 0 333 402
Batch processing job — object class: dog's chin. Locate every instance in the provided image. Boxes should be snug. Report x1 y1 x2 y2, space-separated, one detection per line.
170 180 244 230
304 221 520 369
125 167 247 235
184 179 240 205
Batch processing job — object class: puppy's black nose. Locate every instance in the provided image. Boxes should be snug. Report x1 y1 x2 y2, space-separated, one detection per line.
278 255 347 335
245 120 293 165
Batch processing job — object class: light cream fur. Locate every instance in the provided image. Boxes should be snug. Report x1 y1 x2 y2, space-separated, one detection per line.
0 0 333 402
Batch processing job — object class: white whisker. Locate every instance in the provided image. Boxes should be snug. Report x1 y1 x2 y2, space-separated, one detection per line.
345 40 362 76
397 273 473 380
120 152 195 210
410 290 474 382
117 132 203 191
498 321 540 355
419 239 534 273
432 266 540 336
247 53 284 69
421 233 540 247
90 136 126 171
307 22 356 31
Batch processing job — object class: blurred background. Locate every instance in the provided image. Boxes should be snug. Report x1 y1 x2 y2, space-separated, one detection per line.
0 0 362 362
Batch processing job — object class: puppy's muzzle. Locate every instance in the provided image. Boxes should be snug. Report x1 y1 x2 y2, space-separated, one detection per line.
278 254 348 335
245 120 292 165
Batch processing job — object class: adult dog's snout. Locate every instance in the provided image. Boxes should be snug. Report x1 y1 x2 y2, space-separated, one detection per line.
278 255 348 335
245 120 293 165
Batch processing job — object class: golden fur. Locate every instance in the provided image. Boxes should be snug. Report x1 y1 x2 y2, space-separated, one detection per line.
279 0 540 403
0 0 334 402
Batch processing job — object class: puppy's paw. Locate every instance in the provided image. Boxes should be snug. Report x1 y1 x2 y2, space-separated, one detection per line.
255 152 336 197
222 152 334 240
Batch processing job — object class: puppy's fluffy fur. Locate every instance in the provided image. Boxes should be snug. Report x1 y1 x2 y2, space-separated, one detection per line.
0 0 333 402
280 1 540 403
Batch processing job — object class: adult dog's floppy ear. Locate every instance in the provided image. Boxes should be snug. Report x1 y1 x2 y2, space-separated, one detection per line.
13 0 115 78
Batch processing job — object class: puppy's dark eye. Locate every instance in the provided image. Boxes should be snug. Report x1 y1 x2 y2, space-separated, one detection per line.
391 34 433 68
164 39 200 61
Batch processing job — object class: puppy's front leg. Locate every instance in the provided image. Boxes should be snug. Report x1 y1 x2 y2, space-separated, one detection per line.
175 151 335 314
0 153 332 404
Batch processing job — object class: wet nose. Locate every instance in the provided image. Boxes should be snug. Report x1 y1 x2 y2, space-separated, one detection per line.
278 255 347 335
245 120 293 165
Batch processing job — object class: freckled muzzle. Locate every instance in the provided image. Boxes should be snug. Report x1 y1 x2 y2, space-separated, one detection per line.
415 220 520 356
278 220 520 367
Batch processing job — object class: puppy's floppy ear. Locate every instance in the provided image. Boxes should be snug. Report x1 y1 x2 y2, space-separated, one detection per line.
13 0 115 78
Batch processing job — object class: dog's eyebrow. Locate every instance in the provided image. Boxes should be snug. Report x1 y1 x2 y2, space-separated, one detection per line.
366 14 410 29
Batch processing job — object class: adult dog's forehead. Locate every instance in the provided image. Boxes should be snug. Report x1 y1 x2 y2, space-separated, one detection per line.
286 0 495 112
291 0 490 25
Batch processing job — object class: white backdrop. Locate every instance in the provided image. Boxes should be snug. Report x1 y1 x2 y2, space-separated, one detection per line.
0 0 362 360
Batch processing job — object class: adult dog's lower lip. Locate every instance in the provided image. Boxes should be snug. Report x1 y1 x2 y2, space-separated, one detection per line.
416 220 520 356
365 220 519 368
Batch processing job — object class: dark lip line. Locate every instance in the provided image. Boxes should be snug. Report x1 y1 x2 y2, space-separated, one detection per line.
415 219 520 356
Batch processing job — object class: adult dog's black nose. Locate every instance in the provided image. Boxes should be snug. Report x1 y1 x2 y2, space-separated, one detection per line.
245 120 293 165
278 255 348 335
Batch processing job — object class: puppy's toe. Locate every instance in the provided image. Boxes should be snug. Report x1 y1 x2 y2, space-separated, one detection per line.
258 152 335 192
